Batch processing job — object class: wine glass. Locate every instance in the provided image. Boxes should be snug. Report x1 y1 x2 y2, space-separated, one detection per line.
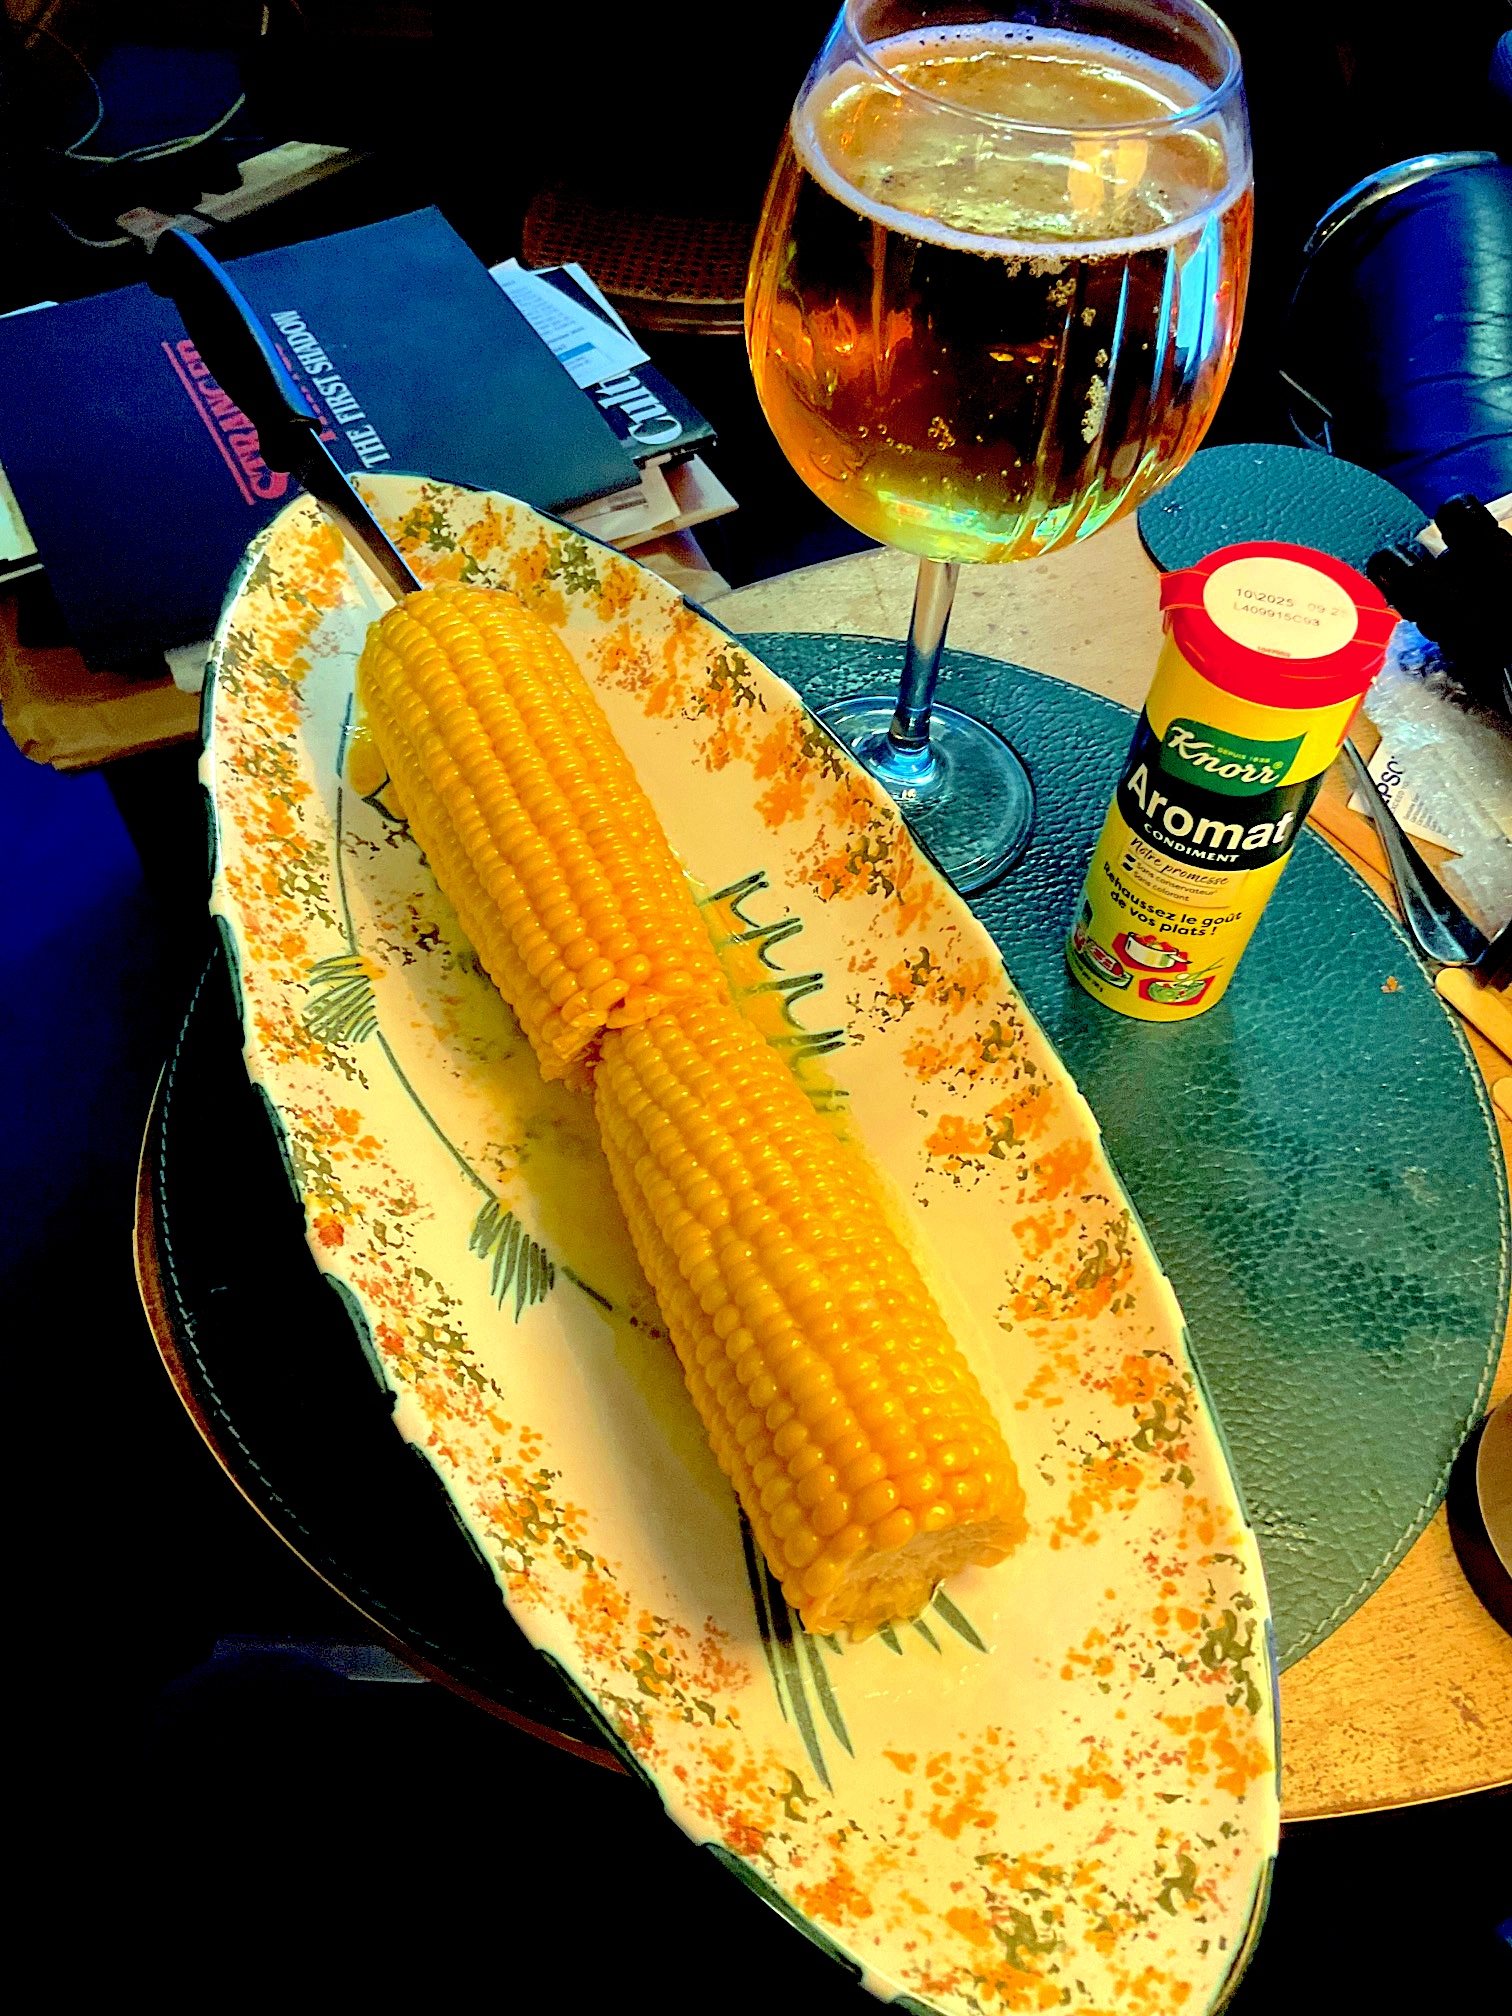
745 0 1251 893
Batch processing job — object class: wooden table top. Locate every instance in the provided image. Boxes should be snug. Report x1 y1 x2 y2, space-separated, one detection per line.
708 518 1512 1823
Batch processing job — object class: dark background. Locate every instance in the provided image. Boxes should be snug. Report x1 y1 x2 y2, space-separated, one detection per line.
4 1 1511 580
2 2 1508 2007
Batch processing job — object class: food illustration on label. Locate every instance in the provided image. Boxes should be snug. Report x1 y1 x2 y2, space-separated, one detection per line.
1114 930 1189 973
1139 972 1213 1005
1070 902 1132 987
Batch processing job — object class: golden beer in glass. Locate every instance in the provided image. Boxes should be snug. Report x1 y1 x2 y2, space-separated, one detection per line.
746 3 1251 889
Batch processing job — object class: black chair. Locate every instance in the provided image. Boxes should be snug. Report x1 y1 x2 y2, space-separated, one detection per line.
1280 147 1512 515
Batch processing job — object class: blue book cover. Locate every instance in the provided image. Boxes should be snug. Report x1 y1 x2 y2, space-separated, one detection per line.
0 209 637 667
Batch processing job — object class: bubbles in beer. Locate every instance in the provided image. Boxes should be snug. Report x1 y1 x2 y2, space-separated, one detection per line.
746 25 1251 562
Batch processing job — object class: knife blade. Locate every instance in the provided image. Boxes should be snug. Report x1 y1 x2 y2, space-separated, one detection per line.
146 228 423 603
1340 738 1511 1060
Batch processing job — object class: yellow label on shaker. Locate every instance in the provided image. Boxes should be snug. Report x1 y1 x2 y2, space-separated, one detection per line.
1068 541 1396 1021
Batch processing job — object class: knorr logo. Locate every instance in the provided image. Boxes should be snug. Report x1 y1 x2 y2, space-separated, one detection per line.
1161 719 1304 796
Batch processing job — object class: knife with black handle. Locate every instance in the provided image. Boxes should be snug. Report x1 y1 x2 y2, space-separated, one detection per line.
147 227 422 601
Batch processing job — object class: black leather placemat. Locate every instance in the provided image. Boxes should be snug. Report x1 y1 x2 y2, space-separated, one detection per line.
1137 442 1427 573
152 947 604 1748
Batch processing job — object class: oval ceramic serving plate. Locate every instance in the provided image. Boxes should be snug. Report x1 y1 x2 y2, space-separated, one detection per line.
205 476 1279 2014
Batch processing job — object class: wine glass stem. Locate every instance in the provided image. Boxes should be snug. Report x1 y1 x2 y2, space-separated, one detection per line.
890 558 960 755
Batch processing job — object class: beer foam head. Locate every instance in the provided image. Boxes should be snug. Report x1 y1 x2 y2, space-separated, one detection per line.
796 25 1248 259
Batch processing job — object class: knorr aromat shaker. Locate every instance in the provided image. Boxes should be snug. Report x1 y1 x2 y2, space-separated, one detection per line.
1068 541 1396 1020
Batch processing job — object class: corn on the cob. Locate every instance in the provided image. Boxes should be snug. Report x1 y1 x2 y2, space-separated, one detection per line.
358 587 726 1081
595 997 1026 1635
356 584 1027 1634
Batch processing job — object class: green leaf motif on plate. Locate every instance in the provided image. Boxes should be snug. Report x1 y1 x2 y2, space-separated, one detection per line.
701 871 847 1109
304 952 378 1045
549 533 603 598
930 1588 988 1652
469 1195 556 1321
696 647 766 719
1198 1606 1263 1717
1156 1851 1201 1917
393 493 457 554
738 1513 986 1791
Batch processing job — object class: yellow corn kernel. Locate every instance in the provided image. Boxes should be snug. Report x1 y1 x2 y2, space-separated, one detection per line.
361 583 1028 1636
594 998 1026 1638
357 585 725 1079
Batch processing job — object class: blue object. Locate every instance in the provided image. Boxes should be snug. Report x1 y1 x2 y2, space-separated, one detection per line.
0 209 634 668
85 42 250 158
0 729 160 1282
1280 155 1512 514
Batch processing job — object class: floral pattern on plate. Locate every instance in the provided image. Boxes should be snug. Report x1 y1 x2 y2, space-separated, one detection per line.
205 475 1278 2014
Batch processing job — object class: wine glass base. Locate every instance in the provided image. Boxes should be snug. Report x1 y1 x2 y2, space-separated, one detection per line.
818 695 1035 896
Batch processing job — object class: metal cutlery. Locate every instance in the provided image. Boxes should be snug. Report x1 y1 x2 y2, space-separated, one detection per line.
147 227 421 602
1340 737 1511 1057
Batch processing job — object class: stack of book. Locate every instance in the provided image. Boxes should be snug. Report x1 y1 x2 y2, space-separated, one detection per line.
491 258 734 576
0 208 733 692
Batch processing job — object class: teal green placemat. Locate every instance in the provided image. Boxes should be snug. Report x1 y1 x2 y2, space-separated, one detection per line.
1136 442 1426 573
742 632 1509 1668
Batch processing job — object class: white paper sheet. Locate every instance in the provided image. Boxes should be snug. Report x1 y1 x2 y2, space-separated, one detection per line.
489 259 649 388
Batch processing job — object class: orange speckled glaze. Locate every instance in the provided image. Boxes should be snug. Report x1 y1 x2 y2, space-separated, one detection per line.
205 478 1278 2013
